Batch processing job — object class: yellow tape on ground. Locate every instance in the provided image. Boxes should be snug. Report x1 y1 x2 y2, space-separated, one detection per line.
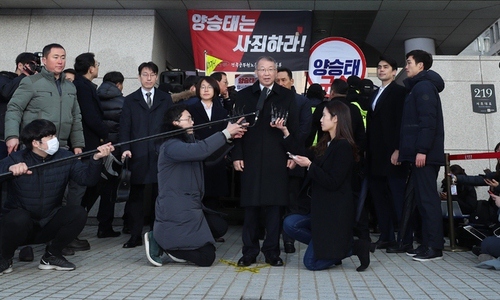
219 259 272 273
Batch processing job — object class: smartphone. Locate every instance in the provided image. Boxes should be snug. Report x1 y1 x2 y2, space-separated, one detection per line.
286 152 296 158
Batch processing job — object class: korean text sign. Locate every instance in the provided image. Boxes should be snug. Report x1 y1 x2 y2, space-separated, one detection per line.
189 10 312 72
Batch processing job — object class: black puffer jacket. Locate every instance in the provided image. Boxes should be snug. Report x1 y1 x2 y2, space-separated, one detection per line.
0 148 103 226
399 70 445 165
97 81 124 144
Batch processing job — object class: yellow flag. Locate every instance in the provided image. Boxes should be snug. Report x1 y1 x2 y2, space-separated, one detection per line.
206 54 222 75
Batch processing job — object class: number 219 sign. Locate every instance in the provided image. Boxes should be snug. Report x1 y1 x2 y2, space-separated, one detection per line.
471 84 496 114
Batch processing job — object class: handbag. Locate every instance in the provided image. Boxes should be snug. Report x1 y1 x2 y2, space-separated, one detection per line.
114 157 131 203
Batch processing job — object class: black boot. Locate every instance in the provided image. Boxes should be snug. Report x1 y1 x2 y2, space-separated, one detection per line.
353 239 371 272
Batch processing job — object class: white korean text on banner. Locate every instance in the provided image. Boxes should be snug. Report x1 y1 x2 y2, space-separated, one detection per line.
189 10 312 72
308 37 366 94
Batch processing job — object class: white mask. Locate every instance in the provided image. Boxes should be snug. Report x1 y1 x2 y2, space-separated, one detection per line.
40 137 59 155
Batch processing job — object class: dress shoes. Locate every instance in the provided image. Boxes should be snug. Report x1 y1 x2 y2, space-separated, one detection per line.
284 242 296 254
97 229 121 238
386 243 413 253
66 238 90 251
237 255 256 267
353 239 371 272
265 255 284 266
19 246 34 262
371 239 396 250
123 235 143 248
61 247 75 256
122 225 131 234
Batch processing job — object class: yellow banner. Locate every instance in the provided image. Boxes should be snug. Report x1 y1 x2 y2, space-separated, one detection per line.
206 54 222 75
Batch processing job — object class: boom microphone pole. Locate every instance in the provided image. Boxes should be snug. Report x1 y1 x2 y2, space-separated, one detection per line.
0 111 256 179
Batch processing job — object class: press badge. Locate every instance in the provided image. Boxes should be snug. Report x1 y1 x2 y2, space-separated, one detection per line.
450 184 457 195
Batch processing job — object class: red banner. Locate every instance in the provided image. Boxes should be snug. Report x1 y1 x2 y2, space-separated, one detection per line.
188 10 312 72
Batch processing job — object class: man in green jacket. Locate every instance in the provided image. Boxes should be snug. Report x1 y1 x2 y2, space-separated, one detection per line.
5 43 84 155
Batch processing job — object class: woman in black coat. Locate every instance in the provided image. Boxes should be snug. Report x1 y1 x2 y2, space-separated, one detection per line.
187 77 229 209
283 100 372 271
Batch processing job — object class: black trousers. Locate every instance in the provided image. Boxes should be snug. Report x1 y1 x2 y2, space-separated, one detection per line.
165 212 227 267
81 177 118 231
411 164 444 250
125 183 158 237
1 206 87 259
242 205 281 258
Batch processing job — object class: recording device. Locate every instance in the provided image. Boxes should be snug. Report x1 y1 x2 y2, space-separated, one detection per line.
286 152 296 158
23 52 42 75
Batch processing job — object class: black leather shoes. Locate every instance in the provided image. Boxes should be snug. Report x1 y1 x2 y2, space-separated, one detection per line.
265 255 284 266
386 243 413 253
122 225 131 234
123 236 143 248
66 238 90 251
19 246 34 262
371 239 396 250
353 239 371 272
284 242 296 253
97 229 121 238
237 255 256 267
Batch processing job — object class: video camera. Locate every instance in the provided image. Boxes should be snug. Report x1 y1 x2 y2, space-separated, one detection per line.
24 52 42 75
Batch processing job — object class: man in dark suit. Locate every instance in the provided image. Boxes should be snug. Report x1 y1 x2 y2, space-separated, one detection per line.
120 62 174 248
366 56 409 252
232 56 299 267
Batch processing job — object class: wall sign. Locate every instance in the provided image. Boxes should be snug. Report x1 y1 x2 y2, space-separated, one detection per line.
471 84 496 114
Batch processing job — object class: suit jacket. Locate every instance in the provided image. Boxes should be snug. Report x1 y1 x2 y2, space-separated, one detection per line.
188 99 229 197
73 74 109 151
119 87 173 184
232 81 299 206
366 81 407 177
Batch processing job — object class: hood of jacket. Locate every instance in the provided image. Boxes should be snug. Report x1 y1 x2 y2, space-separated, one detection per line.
404 69 445 93
97 81 123 100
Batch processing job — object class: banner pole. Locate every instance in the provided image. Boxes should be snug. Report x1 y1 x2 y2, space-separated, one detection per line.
204 50 207 75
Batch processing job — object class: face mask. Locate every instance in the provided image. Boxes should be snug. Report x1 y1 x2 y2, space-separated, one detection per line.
40 137 59 155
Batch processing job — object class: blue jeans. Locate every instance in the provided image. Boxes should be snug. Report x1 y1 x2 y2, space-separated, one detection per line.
283 213 341 271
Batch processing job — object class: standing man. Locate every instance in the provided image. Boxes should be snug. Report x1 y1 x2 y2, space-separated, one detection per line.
398 50 445 261
276 67 312 253
232 56 298 267
5 43 84 155
120 61 174 248
366 56 409 251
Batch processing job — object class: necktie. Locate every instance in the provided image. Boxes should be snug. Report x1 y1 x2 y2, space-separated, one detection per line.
256 87 269 112
146 92 152 108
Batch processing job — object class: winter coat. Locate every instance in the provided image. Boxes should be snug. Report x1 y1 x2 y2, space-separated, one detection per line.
119 88 173 184
188 99 229 197
97 81 124 144
297 138 355 260
366 81 407 177
73 74 108 151
4 67 84 149
232 81 299 207
0 148 102 226
399 70 445 165
154 132 228 250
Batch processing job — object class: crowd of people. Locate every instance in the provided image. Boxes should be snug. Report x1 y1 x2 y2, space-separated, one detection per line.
1 43 498 276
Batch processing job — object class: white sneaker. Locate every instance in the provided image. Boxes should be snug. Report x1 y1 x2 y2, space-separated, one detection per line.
167 253 187 263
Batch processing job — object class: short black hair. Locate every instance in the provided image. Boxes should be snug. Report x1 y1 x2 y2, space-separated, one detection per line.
74 53 96 75
138 62 159 75
406 49 433 70
63 68 76 76
277 67 293 80
330 79 348 95
42 43 65 58
103 71 124 84
20 119 57 150
182 75 200 91
16 52 38 66
379 55 398 71
210 72 227 82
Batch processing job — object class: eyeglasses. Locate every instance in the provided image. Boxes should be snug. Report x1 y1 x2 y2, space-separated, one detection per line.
200 85 213 90
94 62 100 67
256 68 276 73
178 116 194 122
141 73 157 78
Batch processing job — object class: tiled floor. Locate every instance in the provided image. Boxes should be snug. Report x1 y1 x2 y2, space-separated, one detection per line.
1 225 499 300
